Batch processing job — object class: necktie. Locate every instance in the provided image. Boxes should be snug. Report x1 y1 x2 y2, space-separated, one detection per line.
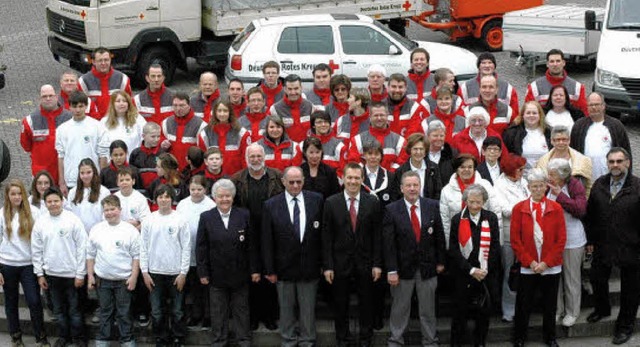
349 198 357 232
611 182 621 200
410 205 421 242
532 201 543 228
293 197 301 242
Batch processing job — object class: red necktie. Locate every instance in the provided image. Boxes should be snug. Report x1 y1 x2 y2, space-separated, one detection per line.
349 198 357 232
410 205 421 242
532 201 544 228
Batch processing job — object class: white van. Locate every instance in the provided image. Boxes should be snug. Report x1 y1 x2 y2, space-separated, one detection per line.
593 0 640 117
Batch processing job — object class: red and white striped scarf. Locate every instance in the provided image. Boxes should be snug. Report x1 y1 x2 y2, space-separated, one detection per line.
458 209 491 271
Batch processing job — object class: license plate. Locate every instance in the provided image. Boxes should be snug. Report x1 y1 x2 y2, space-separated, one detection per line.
58 57 70 66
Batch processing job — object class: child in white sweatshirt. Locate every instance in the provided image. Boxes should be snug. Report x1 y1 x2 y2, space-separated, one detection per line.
31 187 87 347
87 195 140 347
140 184 190 346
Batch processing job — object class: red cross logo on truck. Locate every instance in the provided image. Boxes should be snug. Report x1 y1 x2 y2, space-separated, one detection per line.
80 10 86 20
402 0 412 11
328 59 340 73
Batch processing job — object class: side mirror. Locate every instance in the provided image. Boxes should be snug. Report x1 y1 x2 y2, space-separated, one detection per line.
585 10 597 31
388 45 400 55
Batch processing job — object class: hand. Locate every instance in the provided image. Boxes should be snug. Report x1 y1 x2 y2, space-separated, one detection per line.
251 273 261 283
0 273 5 286
534 262 548 274
529 261 539 271
74 278 84 288
436 264 445 274
471 268 487 281
372 267 382 282
586 245 594 254
142 273 155 291
160 139 171 149
88 274 96 289
174 274 186 292
387 272 399 287
126 274 137 291
547 182 562 196
324 270 334 284
265 274 277 284
38 276 48 290
200 277 210 285
59 182 68 197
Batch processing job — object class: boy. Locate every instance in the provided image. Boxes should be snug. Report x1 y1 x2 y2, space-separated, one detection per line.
31 187 87 347
181 146 205 183
140 184 191 346
129 122 166 190
87 195 140 347
203 147 227 188
114 167 151 230
55 91 109 195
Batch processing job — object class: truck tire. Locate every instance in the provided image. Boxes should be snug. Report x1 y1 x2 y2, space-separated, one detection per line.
135 46 177 87
481 19 503 52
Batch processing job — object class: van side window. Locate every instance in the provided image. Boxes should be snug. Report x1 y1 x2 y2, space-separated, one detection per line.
339 25 395 55
277 26 334 54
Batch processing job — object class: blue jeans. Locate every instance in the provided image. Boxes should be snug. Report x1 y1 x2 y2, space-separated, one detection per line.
149 273 186 342
96 276 134 343
47 275 83 340
1 264 45 338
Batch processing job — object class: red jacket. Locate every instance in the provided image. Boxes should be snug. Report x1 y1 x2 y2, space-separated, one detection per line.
197 123 250 176
450 127 508 163
347 126 408 172
524 70 588 115
161 110 206 170
510 198 567 268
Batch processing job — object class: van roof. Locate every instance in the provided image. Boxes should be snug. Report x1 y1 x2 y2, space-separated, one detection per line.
255 13 370 26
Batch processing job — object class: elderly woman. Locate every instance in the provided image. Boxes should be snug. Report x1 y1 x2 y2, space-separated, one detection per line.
451 107 505 163
536 125 593 196
391 133 442 200
300 136 340 200
503 101 551 171
196 179 260 347
546 158 587 327
493 153 529 323
448 184 501 347
426 120 459 183
440 153 500 249
511 168 566 347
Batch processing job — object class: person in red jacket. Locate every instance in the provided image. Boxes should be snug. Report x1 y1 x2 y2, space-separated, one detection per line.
21 85 72 183
420 68 465 117
418 86 466 144
305 63 333 110
78 47 132 120
58 71 99 118
134 63 174 125
385 74 427 138
324 74 351 124
510 168 566 347
258 61 285 109
406 47 436 102
465 75 514 135
160 93 207 170
451 107 507 163
255 116 302 172
335 87 370 144
228 78 247 118
525 49 588 115
269 74 314 143
190 72 221 122
238 87 270 142
309 111 346 171
367 65 388 103
197 99 250 176
347 102 408 172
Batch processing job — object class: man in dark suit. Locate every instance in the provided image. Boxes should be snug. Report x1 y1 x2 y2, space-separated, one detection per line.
322 163 383 347
262 166 324 347
196 179 260 347
384 171 446 347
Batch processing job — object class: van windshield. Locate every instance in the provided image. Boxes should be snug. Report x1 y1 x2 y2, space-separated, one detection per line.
373 21 417 50
60 0 91 6
608 0 640 29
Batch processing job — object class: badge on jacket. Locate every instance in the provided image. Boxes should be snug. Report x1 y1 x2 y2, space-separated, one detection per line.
313 221 320 229
238 229 245 242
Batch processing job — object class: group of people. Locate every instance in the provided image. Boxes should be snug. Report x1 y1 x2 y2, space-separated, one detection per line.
4 44 639 347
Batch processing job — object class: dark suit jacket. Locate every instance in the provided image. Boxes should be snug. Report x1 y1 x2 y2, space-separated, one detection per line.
322 191 383 278
390 160 443 200
448 209 501 276
262 190 324 281
364 166 395 206
383 197 446 280
476 161 499 185
196 207 258 289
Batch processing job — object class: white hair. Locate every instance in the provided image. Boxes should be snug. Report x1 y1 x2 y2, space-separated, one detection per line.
367 64 387 77
466 106 490 127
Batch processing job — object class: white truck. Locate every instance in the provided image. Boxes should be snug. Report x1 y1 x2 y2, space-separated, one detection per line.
46 0 425 86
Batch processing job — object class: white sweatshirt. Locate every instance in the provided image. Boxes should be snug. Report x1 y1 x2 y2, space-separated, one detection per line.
100 115 146 161
68 186 111 233
55 116 110 187
176 196 216 266
87 220 140 280
29 195 72 216
0 206 40 266
140 210 190 275
115 190 151 224
31 210 87 279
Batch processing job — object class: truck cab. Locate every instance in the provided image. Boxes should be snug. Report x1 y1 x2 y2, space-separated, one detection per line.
593 0 640 117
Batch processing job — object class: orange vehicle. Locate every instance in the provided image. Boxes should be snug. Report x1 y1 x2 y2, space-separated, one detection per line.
412 0 543 51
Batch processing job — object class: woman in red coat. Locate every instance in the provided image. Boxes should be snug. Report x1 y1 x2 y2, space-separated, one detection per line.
510 168 566 347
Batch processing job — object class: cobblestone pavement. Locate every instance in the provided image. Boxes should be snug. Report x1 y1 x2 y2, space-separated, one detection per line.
2 0 638 189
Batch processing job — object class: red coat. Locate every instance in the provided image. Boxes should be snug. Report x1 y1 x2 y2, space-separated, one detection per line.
510 198 567 268
449 127 507 163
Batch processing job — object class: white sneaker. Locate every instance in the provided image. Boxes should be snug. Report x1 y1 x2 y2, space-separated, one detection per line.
562 315 577 327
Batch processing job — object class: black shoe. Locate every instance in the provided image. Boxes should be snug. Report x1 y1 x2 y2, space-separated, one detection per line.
186 317 201 331
587 311 611 323
546 339 560 347
613 332 632 345
139 314 150 327
264 320 278 331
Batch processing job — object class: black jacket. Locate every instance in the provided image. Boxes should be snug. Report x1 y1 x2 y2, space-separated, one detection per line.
476 161 498 185
448 209 501 276
570 115 631 161
502 123 552 156
196 207 258 288
301 162 340 200
586 173 640 266
322 191 383 277
363 166 395 206
436 143 458 184
390 159 443 200
231 167 284 208
383 197 446 280
261 190 324 281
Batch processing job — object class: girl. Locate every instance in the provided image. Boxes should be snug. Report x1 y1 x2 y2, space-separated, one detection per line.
1 179 50 347
29 170 55 215
68 158 111 233
100 140 142 193
147 153 189 211
197 98 250 176
255 115 302 172
101 91 146 159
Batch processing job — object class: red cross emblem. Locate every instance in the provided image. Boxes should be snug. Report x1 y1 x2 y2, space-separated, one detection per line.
80 10 86 20
328 59 340 73
402 0 412 11
139 12 145 20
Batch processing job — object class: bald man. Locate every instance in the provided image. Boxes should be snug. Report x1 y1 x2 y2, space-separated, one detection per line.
20 85 73 182
190 72 221 123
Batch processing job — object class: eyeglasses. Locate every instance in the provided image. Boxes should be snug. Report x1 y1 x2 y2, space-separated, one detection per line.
287 180 303 185
552 137 570 142
588 103 603 107
608 159 627 164
484 147 501 152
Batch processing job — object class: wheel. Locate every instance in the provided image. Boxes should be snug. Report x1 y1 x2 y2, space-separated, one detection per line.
135 45 177 88
481 19 503 52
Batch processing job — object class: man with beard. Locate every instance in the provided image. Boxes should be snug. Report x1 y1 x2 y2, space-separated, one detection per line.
385 74 427 137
